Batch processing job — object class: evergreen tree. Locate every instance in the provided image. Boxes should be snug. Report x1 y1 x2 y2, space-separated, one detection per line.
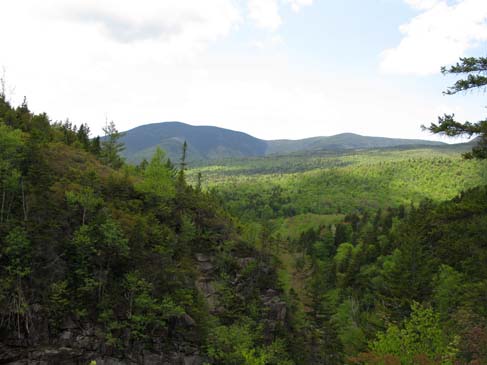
90 136 101 156
76 123 91 150
178 140 188 186
424 57 487 159
100 120 125 168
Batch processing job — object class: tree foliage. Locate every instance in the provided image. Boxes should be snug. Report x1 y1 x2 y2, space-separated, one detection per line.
425 57 487 159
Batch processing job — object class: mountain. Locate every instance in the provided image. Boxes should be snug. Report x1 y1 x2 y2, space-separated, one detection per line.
266 133 446 155
120 122 447 163
120 122 267 163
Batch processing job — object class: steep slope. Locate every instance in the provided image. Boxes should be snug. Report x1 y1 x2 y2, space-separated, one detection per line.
0 101 295 365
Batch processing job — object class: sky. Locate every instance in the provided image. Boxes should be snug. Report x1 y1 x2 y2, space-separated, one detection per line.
0 0 487 141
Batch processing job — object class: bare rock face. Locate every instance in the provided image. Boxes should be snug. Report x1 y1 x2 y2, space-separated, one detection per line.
1 250 285 365
0 253 215 365
181 314 196 328
260 289 287 343
195 253 210 263
0 343 22 364
194 253 220 313
236 257 255 269
2 346 205 365
183 355 204 365
0 310 207 365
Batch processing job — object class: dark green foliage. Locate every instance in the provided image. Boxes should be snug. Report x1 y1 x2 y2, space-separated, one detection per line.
442 57 487 94
425 57 487 159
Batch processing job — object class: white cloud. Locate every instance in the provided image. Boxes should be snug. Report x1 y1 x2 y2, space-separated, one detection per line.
247 0 313 29
1 0 475 143
287 0 314 12
381 0 487 75
63 0 241 44
404 0 441 10
0 0 244 135
247 0 282 30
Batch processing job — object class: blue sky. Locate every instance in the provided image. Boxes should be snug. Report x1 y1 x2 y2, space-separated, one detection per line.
0 0 486 141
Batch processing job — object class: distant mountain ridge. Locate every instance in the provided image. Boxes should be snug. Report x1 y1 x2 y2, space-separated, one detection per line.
120 122 447 163
266 133 446 155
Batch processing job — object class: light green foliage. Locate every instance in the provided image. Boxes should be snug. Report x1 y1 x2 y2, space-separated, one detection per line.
3 227 31 279
206 323 256 364
369 302 458 364
206 323 294 365
178 214 197 249
334 242 364 289
0 122 23 158
66 187 103 225
135 147 175 200
433 265 464 320
70 225 100 306
332 297 366 355
191 149 487 218
100 217 129 257
274 213 343 240
334 243 355 268
241 349 268 365
0 123 23 221
69 219 129 307
0 227 31 338
124 271 184 340
47 280 70 328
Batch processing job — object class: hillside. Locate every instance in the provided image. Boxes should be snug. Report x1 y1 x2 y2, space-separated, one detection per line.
0 99 296 365
266 133 446 155
120 122 267 163
120 122 449 163
189 148 487 219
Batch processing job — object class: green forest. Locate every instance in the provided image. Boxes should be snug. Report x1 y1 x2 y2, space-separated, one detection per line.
191 149 487 220
1 58 487 365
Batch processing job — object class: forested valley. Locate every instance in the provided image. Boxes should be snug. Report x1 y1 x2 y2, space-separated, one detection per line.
1 59 487 365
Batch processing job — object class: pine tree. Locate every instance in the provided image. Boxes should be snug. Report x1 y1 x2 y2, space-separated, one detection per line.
77 123 91 150
100 121 125 168
177 141 188 187
424 57 487 159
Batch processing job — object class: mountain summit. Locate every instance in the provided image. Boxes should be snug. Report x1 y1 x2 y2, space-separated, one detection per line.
121 122 267 162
